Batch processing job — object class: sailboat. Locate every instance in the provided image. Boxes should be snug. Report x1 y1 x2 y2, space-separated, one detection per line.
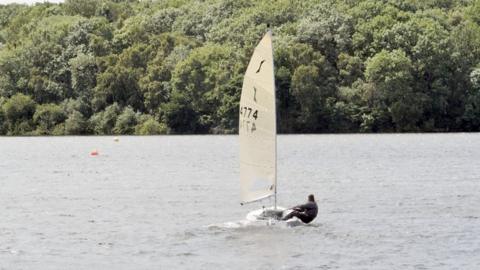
239 30 285 221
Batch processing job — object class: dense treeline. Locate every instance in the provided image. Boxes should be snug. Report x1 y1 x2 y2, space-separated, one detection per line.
1 0 480 135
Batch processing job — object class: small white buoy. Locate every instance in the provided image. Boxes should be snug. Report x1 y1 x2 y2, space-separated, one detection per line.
113 137 119 142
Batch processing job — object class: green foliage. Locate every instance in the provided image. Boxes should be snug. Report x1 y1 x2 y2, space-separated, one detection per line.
168 43 243 133
113 106 138 134
89 102 120 134
146 7 183 35
134 115 167 135
64 0 99 18
2 93 36 123
69 53 97 99
65 110 88 135
364 49 424 131
0 97 6 134
465 0 480 25
462 67 480 130
0 0 480 135
33 103 66 134
1 93 36 135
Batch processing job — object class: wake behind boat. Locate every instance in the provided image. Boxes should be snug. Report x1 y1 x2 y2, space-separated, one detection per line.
246 206 286 221
244 207 309 228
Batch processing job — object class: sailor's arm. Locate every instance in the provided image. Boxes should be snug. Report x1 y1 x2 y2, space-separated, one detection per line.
291 203 308 212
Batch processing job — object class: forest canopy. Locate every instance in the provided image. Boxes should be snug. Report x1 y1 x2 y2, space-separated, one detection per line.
1 0 480 135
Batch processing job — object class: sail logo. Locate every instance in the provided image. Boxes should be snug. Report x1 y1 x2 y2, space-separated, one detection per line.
256 60 266 73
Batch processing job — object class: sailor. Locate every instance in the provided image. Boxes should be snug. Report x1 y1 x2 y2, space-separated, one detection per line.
282 194 318 223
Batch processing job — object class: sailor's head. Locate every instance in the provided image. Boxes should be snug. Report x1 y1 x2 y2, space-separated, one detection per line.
308 194 315 202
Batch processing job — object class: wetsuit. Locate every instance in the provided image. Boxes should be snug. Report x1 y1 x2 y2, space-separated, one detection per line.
282 200 318 223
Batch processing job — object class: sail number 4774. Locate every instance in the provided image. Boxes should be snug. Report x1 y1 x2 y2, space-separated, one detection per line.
240 106 258 133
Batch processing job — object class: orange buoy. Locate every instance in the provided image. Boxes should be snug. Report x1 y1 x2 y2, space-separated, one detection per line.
90 149 99 156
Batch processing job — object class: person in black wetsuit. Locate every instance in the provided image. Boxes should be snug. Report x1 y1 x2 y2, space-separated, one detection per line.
282 194 318 223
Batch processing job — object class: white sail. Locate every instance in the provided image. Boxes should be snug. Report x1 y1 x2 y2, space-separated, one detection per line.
239 31 276 204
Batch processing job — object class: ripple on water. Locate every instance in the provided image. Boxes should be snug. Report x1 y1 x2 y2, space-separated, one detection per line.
176 252 196 257
171 230 197 241
2 135 480 269
132 250 157 257
58 213 75 217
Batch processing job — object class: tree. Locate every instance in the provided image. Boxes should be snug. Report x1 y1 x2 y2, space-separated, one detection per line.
65 110 87 135
89 102 120 134
297 1 354 65
113 106 138 134
33 103 66 134
447 21 480 130
162 92 200 133
462 67 480 130
135 115 167 135
337 53 363 86
365 49 424 131
168 44 243 133
146 7 183 35
138 34 198 115
1 0 479 135
0 97 6 134
111 15 149 50
291 64 337 132
63 0 99 18
69 53 97 99
2 93 36 124
465 0 480 25
94 44 149 111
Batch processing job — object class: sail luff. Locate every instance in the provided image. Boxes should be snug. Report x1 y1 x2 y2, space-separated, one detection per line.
270 30 278 210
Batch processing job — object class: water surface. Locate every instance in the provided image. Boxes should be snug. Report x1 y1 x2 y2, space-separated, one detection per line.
0 134 479 269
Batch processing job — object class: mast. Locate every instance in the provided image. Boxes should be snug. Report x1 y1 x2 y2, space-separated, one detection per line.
269 26 278 211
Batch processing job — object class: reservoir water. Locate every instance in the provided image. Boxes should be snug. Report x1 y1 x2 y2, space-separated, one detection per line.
0 134 479 269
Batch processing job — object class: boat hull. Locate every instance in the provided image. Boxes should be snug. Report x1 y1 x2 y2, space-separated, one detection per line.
246 206 286 221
